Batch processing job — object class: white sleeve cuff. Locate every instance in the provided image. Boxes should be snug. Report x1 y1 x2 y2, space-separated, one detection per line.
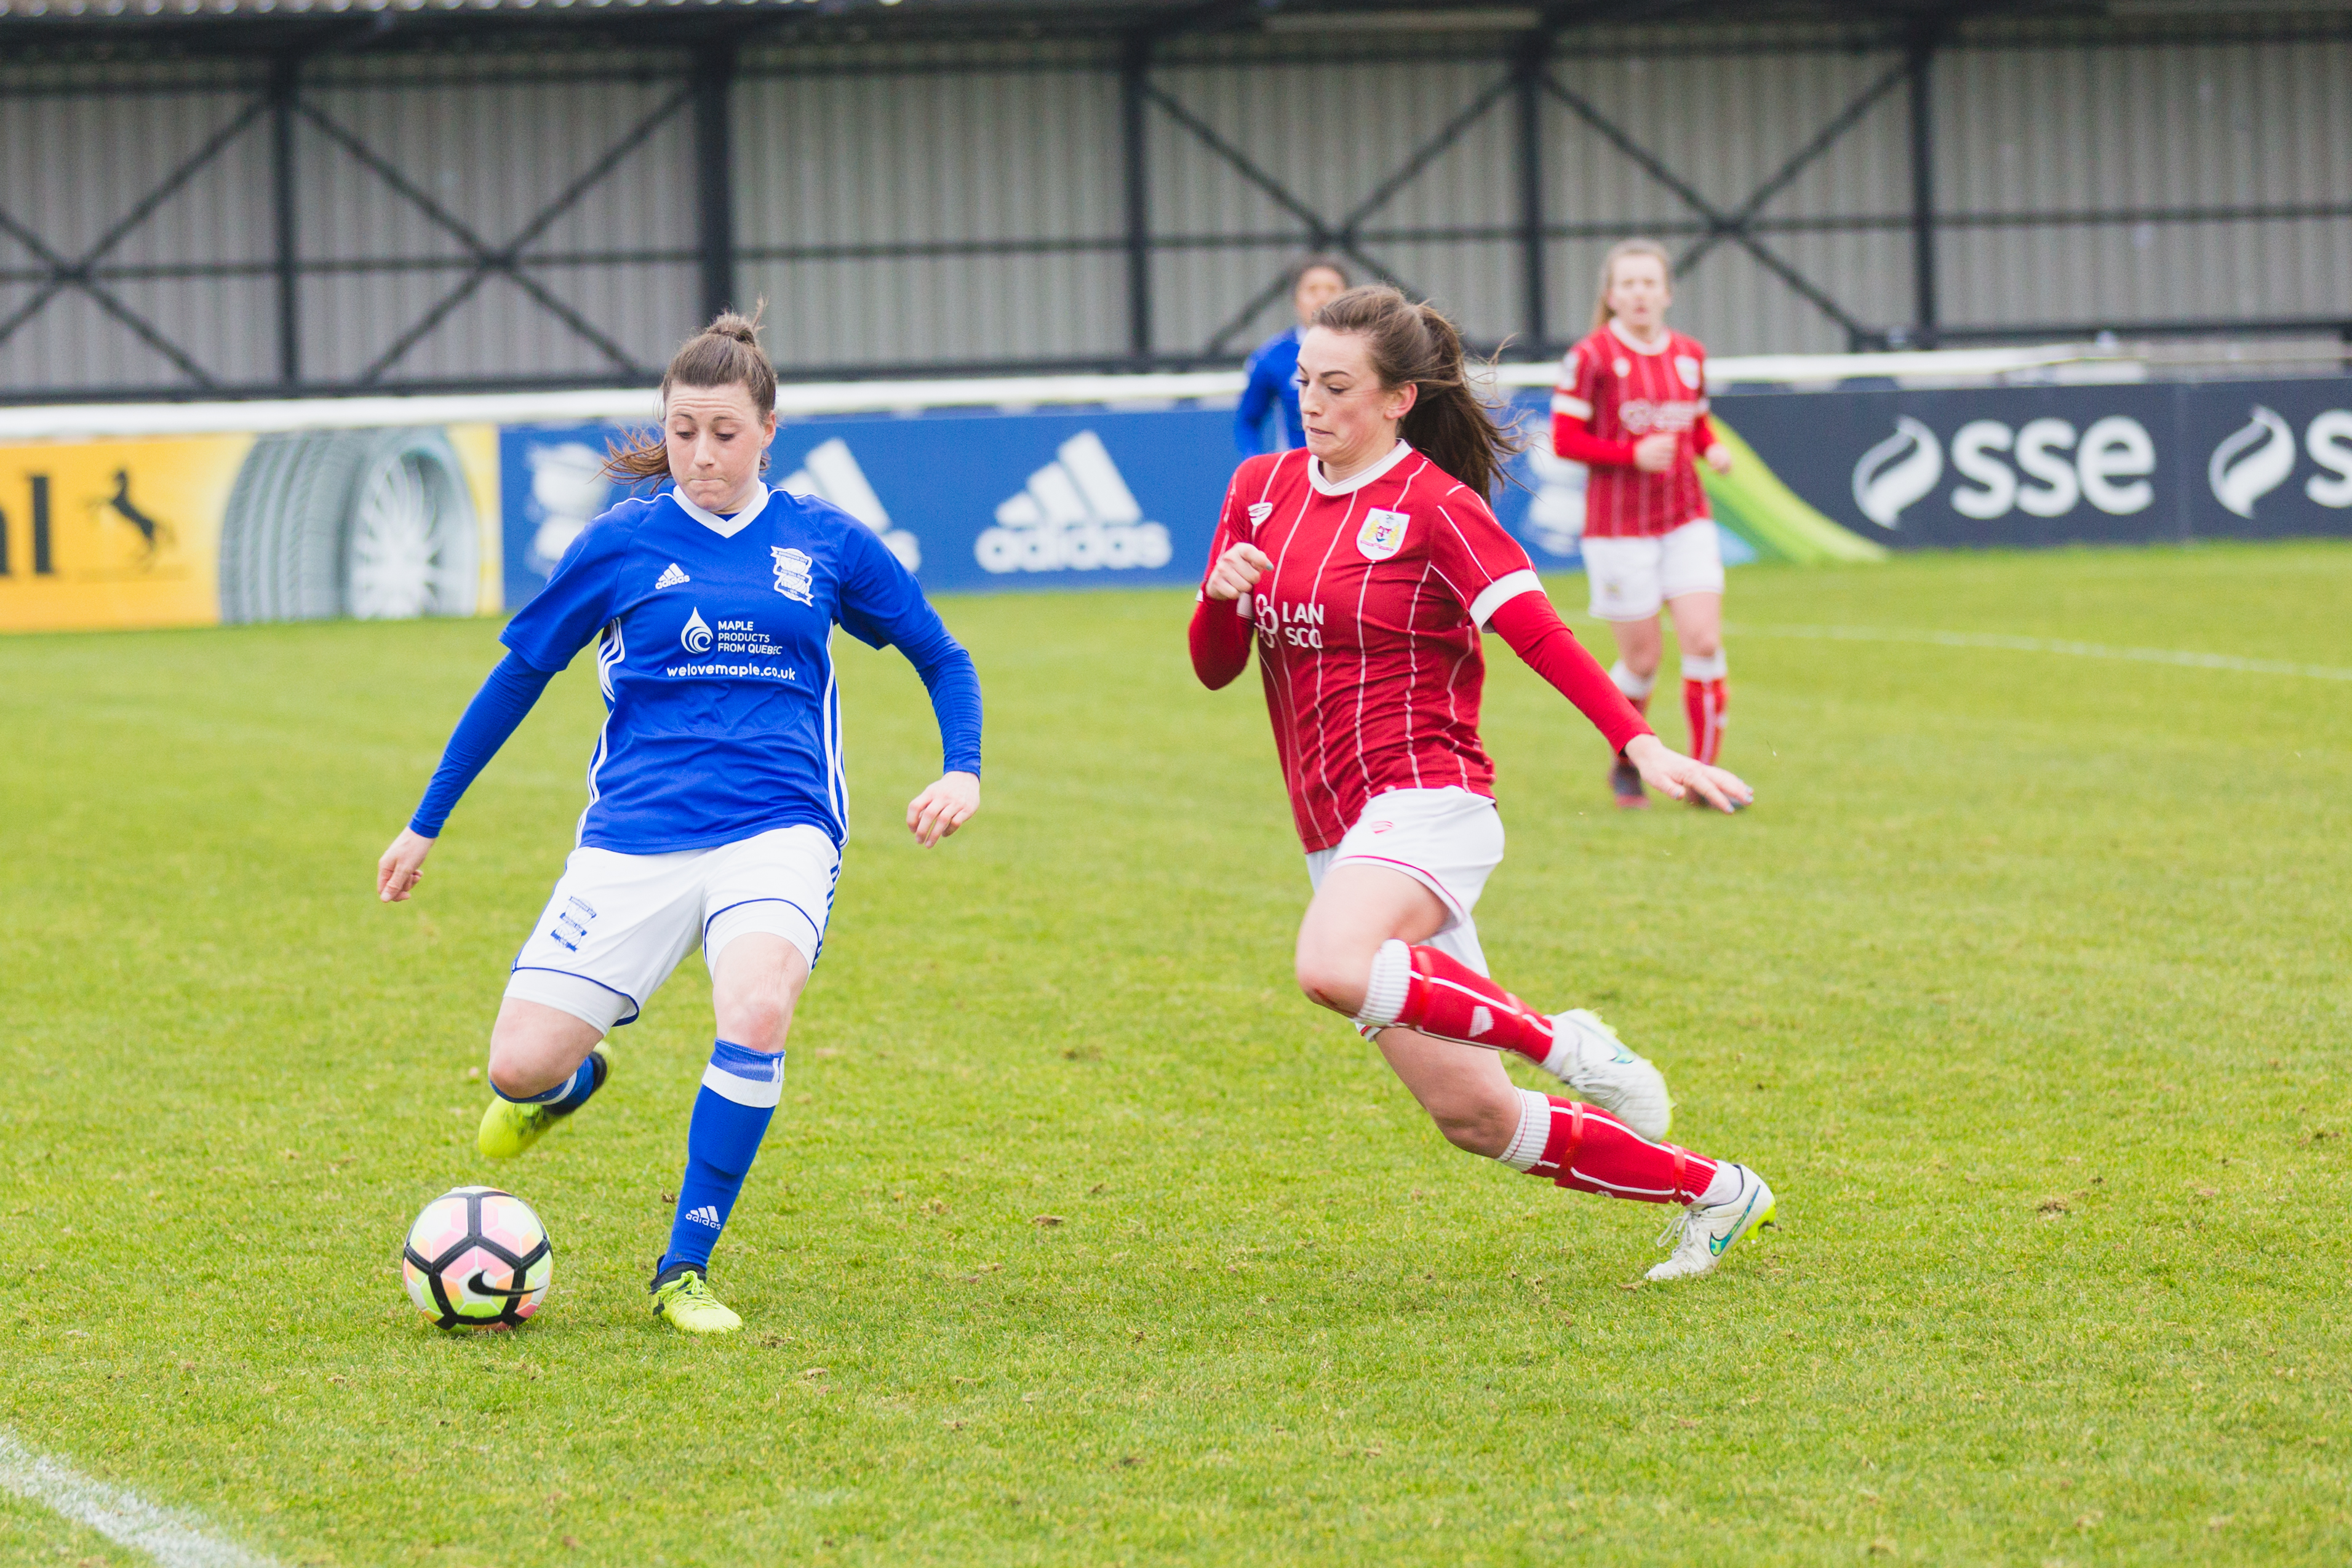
1469 569 1544 630
1550 393 1592 419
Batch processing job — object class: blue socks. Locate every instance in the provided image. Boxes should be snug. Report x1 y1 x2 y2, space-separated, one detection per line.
663 1039 783 1273
493 1049 605 1112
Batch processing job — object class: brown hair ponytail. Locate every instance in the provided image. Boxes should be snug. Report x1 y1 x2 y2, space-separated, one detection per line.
604 306 779 484
1310 285 1523 498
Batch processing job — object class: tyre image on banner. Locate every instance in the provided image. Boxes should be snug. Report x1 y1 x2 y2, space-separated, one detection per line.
218 426 480 623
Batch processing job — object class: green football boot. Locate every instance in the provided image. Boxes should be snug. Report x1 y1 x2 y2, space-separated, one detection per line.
650 1261 743 1335
476 1047 608 1160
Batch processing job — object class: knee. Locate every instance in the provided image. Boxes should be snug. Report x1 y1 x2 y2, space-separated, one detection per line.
1294 949 1369 1017
714 988 792 1053
1430 1097 1516 1160
486 1055 538 1100
1680 628 1721 661
1620 642 1661 677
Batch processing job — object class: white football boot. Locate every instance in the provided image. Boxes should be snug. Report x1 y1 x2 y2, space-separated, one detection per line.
1646 1164 1776 1282
1541 1009 1673 1140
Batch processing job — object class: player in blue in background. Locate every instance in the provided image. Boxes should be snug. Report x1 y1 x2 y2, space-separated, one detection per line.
1232 256 1351 455
377 311 982 1335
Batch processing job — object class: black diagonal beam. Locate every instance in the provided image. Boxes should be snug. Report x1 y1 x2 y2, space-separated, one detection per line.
1542 70 1871 340
299 87 689 383
1673 55 1911 275
1154 67 1519 354
0 94 269 384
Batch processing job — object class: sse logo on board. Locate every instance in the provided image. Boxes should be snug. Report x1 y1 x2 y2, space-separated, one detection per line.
1850 404 2352 530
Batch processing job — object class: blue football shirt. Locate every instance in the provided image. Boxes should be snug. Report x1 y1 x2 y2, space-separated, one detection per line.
1235 327 1306 455
501 485 971 854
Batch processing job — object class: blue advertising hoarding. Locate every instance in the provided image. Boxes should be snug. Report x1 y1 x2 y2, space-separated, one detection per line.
1713 375 2352 549
499 373 2351 608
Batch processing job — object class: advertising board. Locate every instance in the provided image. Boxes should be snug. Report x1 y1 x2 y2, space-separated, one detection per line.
0 424 501 634
4 363 2345 634
1718 377 2352 549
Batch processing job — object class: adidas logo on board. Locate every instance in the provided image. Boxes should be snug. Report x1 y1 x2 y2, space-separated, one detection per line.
976 430 1173 575
781 437 923 572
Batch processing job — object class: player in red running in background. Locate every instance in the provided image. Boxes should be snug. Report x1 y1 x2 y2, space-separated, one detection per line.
1552 239 1736 808
1189 284 1776 1281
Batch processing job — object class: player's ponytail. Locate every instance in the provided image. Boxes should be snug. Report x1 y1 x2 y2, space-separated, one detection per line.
1592 238 1671 335
605 304 780 484
1312 285 1524 499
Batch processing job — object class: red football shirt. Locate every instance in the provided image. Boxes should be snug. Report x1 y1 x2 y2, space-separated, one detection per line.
1201 442 1544 853
1553 323 1712 538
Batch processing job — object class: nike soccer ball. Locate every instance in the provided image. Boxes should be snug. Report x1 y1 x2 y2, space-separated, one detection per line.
401 1185 552 1330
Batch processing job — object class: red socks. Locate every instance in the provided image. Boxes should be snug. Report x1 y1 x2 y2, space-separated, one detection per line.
1683 677 1726 766
1369 942 1555 1065
1509 1093 1714 1204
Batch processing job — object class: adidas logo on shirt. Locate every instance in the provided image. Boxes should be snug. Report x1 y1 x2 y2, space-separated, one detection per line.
684 1204 723 1230
780 437 923 572
976 430 1173 576
655 562 690 590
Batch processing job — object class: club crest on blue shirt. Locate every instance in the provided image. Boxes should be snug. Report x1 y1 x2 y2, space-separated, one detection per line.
770 546 815 605
1357 508 1409 561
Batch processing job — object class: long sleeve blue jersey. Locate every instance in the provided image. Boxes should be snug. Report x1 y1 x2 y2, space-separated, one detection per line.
1235 327 1305 455
410 484 981 854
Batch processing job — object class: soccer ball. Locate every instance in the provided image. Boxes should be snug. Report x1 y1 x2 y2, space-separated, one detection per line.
401 1185 552 1330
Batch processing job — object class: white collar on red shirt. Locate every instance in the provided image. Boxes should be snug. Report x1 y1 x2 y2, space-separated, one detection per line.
1608 318 1672 356
673 484 775 539
1308 438 1414 497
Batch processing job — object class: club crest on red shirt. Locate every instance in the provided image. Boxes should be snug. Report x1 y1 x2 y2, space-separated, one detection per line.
1357 507 1409 560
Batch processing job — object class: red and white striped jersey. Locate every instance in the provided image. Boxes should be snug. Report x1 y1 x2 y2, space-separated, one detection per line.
1202 442 1543 853
1553 322 1712 538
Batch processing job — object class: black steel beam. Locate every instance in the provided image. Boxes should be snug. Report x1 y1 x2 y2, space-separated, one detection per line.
1905 28 1939 348
692 38 738 325
1121 34 1153 360
1513 33 1548 350
269 54 300 387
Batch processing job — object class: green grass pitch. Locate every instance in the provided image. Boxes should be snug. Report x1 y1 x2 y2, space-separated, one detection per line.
2 543 2347 1566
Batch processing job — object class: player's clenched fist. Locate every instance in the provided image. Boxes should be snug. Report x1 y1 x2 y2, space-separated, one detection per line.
1203 542 1274 602
906 770 981 848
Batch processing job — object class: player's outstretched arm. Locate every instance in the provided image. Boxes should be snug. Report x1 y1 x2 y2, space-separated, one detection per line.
906 771 980 848
378 650 560 902
378 827 435 902
1624 733 1752 813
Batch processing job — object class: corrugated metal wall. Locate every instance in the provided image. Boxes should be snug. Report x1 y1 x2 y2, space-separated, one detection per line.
735 52 1127 366
297 58 702 383
1 17 2346 397
0 60 278 387
1936 36 2352 330
1544 41 1917 355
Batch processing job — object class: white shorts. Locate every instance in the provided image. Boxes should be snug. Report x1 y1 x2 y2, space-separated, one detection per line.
1582 518 1726 621
504 824 841 1035
1304 786 1504 976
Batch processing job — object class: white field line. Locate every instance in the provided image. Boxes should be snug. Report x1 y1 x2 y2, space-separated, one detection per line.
0 1430 281 1568
1731 623 2352 682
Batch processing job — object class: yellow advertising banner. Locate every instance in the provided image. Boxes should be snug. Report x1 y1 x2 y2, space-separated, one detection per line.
0 424 501 634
